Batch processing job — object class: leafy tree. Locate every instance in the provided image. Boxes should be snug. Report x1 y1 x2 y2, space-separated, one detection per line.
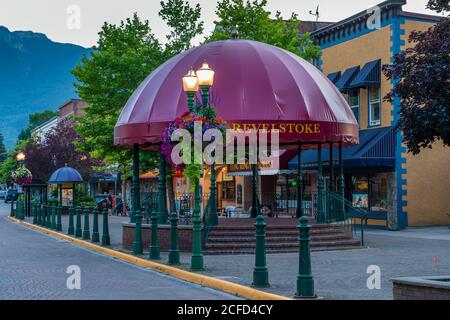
383 4 449 154
23 118 101 182
17 110 58 142
72 2 204 208
0 130 7 164
159 0 204 57
207 0 321 61
426 0 449 13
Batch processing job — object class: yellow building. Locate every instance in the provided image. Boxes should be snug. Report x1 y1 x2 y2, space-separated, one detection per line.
308 0 449 229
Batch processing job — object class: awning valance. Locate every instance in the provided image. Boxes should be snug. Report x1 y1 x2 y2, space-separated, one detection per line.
349 59 381 89
327 71 341 84
335 66 360 92
288 126 396 170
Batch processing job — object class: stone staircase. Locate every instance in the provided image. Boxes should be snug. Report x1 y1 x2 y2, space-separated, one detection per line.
204 218 361 255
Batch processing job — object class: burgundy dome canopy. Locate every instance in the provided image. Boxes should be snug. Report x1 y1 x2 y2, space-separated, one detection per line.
114 39 359 148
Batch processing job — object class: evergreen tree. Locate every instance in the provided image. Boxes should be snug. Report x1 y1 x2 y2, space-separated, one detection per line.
0 130 7 164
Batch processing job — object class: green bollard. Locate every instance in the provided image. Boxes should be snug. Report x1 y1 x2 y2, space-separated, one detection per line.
51 205 57 229
32 204 37 224
168 212 180 265
295 216 316 298
91 207 100 243
10 198 14 217
82 207 91 240
46 205 51 228
75 206 82 237
37 204 42 225
149 206 160 260
68 207 75 235
253 215 269 287
56 205 63 231
101 206 110 246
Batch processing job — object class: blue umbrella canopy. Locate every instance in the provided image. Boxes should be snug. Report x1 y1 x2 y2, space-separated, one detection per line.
48 165 83 184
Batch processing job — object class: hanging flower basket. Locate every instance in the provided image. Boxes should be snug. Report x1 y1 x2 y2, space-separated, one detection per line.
11 166 33 186
161 105 226 185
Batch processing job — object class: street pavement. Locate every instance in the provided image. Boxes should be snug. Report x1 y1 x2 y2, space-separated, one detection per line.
0 202 238 300
6 201 450 299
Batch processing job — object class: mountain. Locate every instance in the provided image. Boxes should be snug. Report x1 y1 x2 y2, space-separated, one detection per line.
0 26 90 148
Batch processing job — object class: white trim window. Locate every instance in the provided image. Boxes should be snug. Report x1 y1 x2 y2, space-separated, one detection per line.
369 86 381 126
348 90 360 124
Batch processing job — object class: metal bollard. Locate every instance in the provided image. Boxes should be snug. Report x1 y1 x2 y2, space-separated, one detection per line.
253 215 269 287
51 205 57 229
56 205 63 231
91 207 100 243
168 212 180 265
46 205 51 228
295 216 316 298
101 206 110 246
82 207 91 240
75 206 82 237
37 204 42 225
32 204 37 224
149 206 160 260
68 207 75 235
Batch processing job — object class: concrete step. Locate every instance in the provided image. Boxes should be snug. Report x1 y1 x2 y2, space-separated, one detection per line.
204 244 362 255
205 239 360 250
208 229 349 237
206 233 352 243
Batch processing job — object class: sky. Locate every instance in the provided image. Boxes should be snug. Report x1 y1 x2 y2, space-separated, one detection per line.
0 0 439 48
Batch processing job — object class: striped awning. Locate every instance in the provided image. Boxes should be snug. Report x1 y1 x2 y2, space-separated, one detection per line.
349 59 381 89
335 66 360 92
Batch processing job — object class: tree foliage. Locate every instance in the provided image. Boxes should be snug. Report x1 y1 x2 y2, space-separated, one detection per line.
383 8 449 154
72 2 204 177
207 0 321 61
426 0 450 13
0 130 7 164
22 118 101 182
17 110 58 142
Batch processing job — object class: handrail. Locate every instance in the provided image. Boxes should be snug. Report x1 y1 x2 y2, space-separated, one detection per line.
328 192 368 246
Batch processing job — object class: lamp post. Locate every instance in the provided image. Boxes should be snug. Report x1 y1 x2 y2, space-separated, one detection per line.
196 62 217 226
16 152 26 218
182 69 199 113
182 68 203 270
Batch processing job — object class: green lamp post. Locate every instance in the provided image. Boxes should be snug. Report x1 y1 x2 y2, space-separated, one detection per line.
183 68 204 271
196 61 218 226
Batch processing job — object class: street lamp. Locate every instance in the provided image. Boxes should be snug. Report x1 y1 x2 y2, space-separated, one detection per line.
196 61 215 106
182 69 199 112
16 152 25 163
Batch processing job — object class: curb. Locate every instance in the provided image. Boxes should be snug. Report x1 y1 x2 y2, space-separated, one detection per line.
7 216 291 300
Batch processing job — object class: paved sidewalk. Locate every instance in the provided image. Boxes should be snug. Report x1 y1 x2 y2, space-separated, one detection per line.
1 203 237 300
18 205 450 299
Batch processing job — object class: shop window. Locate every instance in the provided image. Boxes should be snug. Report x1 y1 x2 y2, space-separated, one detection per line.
369 86 381 126
348 89 360 124
221 180 235 200
351 173 389 212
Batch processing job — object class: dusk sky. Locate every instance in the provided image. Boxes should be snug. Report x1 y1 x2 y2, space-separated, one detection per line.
0 0 439 47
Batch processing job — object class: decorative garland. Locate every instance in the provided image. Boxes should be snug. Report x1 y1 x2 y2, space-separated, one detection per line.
162 106 226 186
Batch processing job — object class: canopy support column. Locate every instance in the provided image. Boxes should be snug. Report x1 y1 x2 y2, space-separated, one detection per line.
329 142 334 220
158 148 167 224
338 142 345 221
132 143 143 254
316 143 325 223
296 142 303 218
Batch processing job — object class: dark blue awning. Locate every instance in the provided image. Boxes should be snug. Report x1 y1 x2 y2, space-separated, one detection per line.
288 126 396 170
327 71 341 84
335 66 360 92
349 59 381 89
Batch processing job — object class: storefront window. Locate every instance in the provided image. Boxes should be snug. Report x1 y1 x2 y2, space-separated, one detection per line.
351 173 388 211
348 90 360 124
369 86 381 126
